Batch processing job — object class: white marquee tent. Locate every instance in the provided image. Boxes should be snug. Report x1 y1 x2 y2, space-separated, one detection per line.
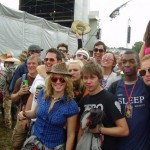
0 3 78 57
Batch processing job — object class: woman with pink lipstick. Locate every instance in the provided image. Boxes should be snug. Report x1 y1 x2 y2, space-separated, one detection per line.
19 63 78 150
101 51 121 90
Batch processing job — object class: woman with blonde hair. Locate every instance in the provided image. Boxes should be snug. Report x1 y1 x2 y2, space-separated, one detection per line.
19 63 78 150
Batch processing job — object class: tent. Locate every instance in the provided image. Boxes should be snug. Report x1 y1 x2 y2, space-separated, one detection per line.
0 3 78 57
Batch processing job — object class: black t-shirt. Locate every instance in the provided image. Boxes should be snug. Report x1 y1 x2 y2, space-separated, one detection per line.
79 89 123 150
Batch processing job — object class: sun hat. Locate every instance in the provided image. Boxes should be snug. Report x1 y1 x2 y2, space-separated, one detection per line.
18 52 28 61
4 57 21 64
28 44 43 51
75 49 90 59
71 20 91 35
50 63 71 76
0 53 7 60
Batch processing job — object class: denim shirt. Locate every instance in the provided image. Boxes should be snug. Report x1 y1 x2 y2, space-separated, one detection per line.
34 89 78 148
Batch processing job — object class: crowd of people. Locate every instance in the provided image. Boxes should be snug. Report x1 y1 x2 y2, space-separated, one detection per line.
0 20 150 150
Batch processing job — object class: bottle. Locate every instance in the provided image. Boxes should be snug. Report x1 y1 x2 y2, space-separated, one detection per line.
23 80 28 86
35 85 44 99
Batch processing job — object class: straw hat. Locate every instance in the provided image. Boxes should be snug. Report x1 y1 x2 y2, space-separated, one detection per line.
71 21 91 35
4 57 21 64
18 52 28 61
6 52 14 58
50 63 71 76
0 53 7 60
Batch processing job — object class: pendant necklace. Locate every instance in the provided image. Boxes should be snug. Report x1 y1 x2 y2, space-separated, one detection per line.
124 79 138 118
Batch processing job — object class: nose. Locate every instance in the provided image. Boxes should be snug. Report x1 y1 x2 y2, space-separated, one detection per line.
56 79 61 83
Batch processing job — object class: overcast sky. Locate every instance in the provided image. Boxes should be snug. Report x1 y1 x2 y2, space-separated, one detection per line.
90 0 150 48
0 0 149 48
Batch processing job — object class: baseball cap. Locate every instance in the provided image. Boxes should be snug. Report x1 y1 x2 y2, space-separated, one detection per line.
28 45 43 52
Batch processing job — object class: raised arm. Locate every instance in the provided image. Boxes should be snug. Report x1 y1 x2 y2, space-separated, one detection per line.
139 43 145 60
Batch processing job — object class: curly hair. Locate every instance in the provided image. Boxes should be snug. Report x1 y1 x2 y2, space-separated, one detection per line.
43 73 74 102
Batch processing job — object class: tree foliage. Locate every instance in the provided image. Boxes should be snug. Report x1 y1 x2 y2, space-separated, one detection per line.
132 41 143 54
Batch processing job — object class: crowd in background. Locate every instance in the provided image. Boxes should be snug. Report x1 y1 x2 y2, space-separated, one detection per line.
0 20 150 150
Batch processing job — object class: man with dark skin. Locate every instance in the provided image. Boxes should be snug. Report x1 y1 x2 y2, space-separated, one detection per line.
109 50 150 150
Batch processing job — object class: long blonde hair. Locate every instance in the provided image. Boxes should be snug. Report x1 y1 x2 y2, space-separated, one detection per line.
44 73 74 102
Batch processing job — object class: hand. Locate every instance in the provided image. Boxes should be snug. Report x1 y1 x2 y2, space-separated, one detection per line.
75 31 81 39
22 119 31 130
90 124 101 134
18 111 26 120
19 85 30 96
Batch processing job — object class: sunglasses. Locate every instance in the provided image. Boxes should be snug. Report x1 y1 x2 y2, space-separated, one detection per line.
139 68 150 76
50 76 66 83
44 58 55 62
93 48 104 53
58 49 67 53
76 54 88 60
102 56 114 61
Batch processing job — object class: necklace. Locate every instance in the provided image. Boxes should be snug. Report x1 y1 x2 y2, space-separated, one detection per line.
51 96 62 102
123 79 138 118
102 72 112 88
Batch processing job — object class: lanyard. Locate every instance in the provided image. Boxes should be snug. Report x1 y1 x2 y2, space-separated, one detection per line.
123 79 138 103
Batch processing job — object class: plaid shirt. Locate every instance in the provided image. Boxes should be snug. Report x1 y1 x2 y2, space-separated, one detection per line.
0 64 17 96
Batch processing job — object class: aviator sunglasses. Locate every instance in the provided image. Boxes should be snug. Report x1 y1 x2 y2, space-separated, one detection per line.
93 48 104 53
44 58 55 62
58 49 67 53
76 53 88 60
139 68 150 76
50 76 66 83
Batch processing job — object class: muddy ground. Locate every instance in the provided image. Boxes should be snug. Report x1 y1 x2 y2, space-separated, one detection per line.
0 114 16 150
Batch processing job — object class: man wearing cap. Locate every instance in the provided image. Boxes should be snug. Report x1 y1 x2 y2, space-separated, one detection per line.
9 44 43 93
0 57 20 129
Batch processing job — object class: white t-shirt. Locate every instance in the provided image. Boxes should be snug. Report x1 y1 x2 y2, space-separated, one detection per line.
102 72 121 90
30 74 45 121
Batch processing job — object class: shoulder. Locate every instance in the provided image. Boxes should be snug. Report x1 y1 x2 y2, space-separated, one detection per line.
66 99 79 115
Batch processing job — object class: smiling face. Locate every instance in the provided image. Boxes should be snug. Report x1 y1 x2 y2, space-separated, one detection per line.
27 58 39 76
51 74 66 93
44 52 58 72
141 59 150 86
68 63 82 82
93 45 105 63
101 53 115 69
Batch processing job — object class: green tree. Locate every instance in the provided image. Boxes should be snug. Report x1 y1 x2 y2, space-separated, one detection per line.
132 41 143 54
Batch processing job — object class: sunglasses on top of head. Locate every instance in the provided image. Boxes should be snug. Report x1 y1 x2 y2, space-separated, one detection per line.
76 53 88 60
139 68 150 76
50 76 66 83
93 48 104 53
